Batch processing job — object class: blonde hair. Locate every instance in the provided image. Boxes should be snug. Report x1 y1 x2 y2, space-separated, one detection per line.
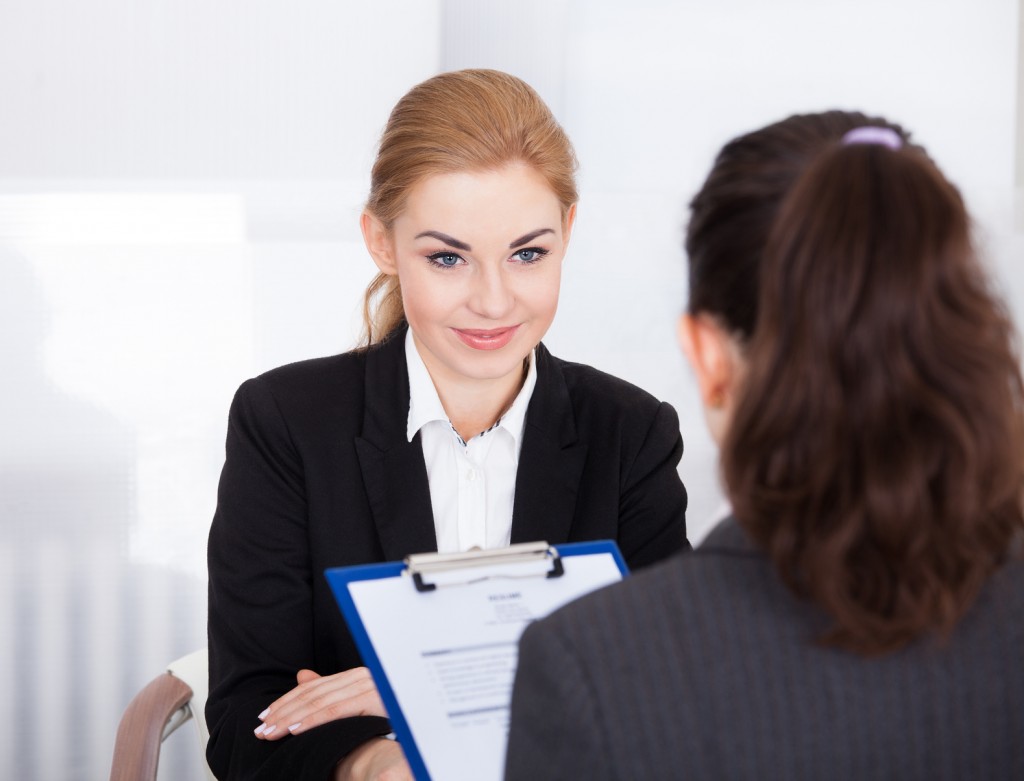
360 69 578 345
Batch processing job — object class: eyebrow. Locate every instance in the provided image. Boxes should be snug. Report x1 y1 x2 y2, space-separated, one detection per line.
510 228 555 249
413 228 556 252
414 231 471 251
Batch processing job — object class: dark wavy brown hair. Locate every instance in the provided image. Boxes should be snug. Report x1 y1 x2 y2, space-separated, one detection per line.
686 111 1024 655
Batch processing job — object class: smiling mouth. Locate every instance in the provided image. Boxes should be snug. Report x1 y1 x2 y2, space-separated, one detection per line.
452 325 520 351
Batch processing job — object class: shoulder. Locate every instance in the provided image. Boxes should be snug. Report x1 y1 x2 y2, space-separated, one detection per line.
545 348 663 412
246 350 367 404
225 338 402 442
539 345 678 439
524 519 769 652
235 333 405 413
220 352 366 459
534 521 1024 662
975 551 1024 628
227 352 360 429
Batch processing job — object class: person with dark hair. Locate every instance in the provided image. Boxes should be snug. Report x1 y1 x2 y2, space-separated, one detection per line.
205 69 689 781
505 111 1024 780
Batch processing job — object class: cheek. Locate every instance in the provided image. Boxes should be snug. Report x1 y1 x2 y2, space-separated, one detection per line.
396 265 451 324
397 268 468 333
525 265 562 318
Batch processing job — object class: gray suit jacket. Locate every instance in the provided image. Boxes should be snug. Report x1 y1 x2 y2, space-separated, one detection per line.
506 518 1024 780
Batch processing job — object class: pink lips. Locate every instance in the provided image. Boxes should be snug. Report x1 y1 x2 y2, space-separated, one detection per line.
453 325 520 351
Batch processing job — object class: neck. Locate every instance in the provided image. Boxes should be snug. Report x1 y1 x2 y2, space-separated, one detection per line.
412 333 529 442
436 363 528 443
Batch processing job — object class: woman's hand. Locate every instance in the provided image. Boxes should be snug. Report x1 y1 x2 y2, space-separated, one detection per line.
334 738 412 781
254 667 387 740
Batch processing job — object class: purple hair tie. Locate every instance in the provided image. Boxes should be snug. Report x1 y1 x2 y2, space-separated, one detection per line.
842 126 902 150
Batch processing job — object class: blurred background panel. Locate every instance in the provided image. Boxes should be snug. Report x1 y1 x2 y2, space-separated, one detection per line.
0 1 1020 779
0 0 438 178
1 1 440 779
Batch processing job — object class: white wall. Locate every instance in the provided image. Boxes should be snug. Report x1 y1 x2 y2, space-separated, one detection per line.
1 2 1021 779
0 0 438 178
556 0 1020 535
1 2 440 779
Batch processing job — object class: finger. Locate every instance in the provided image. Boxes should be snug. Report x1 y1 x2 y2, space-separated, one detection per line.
257 667 373 730
256 669 381 740
286 685 388 737
276 675 382 735
255 668 334 739
261 684 381 741
273 667 375 721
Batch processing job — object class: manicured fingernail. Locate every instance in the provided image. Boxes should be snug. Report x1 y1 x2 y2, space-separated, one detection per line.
263 725 277 736
258 708 270 720
288 722 302 733
254 723 266 736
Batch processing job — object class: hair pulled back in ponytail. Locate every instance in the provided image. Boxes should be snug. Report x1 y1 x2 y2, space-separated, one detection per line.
688 112 1024 655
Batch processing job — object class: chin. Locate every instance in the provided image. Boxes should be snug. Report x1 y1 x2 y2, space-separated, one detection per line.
453 354 528 382
450 340 533 374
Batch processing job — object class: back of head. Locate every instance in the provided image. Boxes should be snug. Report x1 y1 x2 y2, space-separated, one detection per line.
361 69 578 344
686 111 1024 654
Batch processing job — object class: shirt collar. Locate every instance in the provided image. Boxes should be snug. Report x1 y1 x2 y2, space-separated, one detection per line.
405 328 538 451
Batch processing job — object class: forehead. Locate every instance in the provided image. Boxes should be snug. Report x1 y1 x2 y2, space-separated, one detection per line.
395 164 563 240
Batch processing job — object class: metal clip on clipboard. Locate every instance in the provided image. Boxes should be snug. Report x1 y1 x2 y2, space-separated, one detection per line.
405 541 565 593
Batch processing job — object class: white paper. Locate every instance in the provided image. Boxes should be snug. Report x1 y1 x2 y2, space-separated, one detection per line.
348 551 622 781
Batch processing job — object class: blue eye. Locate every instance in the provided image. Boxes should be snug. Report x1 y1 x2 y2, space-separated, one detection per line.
512 248 549 263
427 252 464 268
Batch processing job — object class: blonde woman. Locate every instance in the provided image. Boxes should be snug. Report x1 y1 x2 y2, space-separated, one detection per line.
206 70 689 781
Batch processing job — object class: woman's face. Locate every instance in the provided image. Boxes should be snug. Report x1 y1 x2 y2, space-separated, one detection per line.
368 163 574 390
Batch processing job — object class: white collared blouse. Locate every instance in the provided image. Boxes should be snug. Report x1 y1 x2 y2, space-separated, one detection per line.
404 329 538 553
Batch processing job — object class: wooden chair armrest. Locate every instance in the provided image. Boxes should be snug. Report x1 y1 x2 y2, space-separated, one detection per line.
109 672 194 781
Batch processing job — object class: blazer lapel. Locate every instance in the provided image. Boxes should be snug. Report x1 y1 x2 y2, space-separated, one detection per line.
354 330 438 560
511 343 587 546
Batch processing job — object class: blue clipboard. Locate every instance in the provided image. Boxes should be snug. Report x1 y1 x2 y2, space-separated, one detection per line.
325 539 628 781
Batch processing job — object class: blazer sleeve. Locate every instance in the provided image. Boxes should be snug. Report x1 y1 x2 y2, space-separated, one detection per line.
617 400 690 569
206 378 391 781
505 619 614 781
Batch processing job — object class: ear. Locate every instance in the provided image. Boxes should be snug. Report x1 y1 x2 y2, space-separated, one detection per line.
677 313 737 409
360 211 398 275
561 203 578 248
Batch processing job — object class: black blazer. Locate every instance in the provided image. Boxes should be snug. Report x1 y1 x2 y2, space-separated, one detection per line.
206 330 689 780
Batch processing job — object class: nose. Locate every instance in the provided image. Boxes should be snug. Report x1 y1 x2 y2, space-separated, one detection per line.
468 264 515 320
